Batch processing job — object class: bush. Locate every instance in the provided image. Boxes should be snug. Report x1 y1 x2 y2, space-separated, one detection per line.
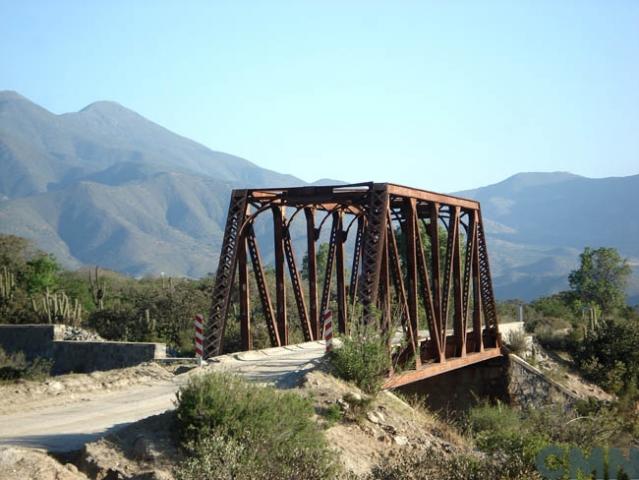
174 372 338 480
505 330 528 356
329 324 390 395
534 325 572 352
0 347 52 382
458 401 634 478
572 317 639 395
464 402 548 462
367 447 541 480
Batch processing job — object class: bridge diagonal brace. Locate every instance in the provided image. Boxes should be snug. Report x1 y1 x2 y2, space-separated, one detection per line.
386 213 417 361
283 225 313 342
477 210 500 346
462 211 477 342
246 225 281 347
441 206 456 340
415 211 442 361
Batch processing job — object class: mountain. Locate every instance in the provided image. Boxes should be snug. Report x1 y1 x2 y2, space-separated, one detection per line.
0 91 637 301
456 172 639 301
0 90 303 200
0 90 308 276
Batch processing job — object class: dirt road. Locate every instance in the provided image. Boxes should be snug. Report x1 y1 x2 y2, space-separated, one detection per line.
0 341 326 452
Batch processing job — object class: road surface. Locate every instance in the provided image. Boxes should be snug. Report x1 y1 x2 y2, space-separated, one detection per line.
0 341 327 452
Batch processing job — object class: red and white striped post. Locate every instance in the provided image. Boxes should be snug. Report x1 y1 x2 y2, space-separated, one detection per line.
322 309 333 352
194 314 204 365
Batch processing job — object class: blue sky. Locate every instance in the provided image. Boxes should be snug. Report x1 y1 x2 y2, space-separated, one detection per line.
1 1 638 192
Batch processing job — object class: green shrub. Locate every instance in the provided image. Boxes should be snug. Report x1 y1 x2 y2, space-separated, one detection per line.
464 402 548 462
329 324 390 395
573 317 639 395
0 347 52 382
534 325 573 352
321 402 344 427
174 372 338 480
459 401 633 478
87 306 144 341
505 330 528 355
368 447 541 480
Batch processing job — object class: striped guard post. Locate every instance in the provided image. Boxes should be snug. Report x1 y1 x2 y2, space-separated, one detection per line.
194 314 204 361
322 309 333 352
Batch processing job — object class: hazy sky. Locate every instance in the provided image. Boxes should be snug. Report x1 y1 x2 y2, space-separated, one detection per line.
1 1 638 192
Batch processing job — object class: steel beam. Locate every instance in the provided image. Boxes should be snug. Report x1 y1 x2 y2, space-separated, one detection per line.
334 211 347 334
238 235 251 351
272 206 288 345
304 207 319 340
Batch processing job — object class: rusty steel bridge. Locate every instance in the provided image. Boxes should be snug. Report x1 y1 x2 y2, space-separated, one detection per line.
204 182 502 388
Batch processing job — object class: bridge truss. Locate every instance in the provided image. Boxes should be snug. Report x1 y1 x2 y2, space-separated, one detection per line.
205 183 502 387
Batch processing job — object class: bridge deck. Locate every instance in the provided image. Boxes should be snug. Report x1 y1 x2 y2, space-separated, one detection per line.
215 340 504 389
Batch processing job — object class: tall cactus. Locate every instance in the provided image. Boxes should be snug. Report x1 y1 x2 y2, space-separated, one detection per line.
89 266 106 310
0 266 15 301
32 288 83 326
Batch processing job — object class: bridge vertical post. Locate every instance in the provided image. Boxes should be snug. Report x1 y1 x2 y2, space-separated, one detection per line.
358 184 389 324
238 234 251 351
451 206 466 357
334 211 347 334
272 205 288 345
429 202 444 360
304 208 319 340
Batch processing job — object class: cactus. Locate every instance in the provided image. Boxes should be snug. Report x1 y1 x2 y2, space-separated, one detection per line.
143 308 156 335
161 274 174 293
0 266 15 301
89 266 106 310
32 288 82 326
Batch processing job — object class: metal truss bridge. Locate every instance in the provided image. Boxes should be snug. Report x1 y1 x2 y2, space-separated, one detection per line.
205 182 502 388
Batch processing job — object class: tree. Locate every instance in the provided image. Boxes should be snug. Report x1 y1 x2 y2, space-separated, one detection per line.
24 254 59 294
0 234 32 270
568 247 631 314
301 243 330 283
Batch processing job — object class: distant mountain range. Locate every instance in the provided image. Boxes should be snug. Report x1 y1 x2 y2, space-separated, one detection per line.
455 173 639 302
1 91 637 302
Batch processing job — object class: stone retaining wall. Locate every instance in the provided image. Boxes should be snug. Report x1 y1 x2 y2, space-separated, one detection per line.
507 354 579 409
0 325 165 374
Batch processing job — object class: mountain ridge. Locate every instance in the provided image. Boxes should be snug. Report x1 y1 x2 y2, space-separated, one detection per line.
1 91 637 301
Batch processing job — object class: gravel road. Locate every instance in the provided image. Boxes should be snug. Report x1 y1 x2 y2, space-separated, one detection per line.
0 341 326 452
